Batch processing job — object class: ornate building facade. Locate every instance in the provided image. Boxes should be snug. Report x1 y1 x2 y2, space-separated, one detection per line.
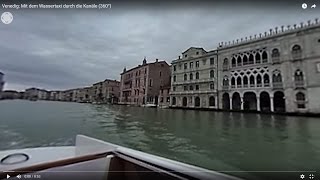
217 19 320 113
119 58 171 106
170 47 218 108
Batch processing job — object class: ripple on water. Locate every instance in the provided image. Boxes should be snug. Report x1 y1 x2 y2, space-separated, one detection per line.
0 126 28 150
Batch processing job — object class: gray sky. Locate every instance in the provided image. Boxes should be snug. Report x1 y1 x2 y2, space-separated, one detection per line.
0 3 318 91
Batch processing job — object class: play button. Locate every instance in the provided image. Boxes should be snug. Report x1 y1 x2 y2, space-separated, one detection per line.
7 174 10 179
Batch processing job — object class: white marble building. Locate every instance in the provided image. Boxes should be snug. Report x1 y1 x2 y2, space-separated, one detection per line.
217 18 320 113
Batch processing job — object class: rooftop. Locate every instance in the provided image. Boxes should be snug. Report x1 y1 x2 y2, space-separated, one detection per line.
217 18 319 50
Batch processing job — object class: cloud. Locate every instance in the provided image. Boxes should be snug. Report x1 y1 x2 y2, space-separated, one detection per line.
0 4 318 91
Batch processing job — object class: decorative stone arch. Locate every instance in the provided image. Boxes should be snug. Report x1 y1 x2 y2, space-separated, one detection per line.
255 52 261 63
237 76 242 88
249 75 255 87
222 93 230 110
223 75 229 87
232 57 236 67
271 48 280 58
292 44 302 53
209 96 215 107
296 91 306 109
262 51 268 62
263 74 270 87
274 91 285 112
291 44 302 60
237 56 242 66
243 92 257 111
260 91 271 112
294 69 304 82
232 92 241 110
231 77 236 88
243 75 249 87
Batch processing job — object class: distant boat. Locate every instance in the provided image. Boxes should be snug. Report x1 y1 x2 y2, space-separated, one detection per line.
0 135 242 180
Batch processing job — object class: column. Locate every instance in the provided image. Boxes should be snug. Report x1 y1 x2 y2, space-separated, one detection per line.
270 96 274 112
257 96 260 111
241 97 244 110
229 98 233 110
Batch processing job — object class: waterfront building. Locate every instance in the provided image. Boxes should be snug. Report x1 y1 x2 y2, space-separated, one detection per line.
170 47 218 108
49 91 58 101
158 86 171 108
91 81 104 102
77 87 92 103
217 19 320 113
119 58 171 106
25 88 49 100
102 79 120 104
0 90 21 99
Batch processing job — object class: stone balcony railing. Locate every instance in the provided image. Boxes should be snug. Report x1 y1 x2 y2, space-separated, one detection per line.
272 82 283 89
272 57 280 64
222 86 229 90
295 81 305 88
292 52 302 61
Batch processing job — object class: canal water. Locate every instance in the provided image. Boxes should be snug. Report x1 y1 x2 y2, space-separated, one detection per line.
0 100 319 179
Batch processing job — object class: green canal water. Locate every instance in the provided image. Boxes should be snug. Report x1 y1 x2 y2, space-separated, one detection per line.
0 100 319 179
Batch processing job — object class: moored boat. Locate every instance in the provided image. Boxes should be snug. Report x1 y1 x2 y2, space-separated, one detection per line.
0 135 243 180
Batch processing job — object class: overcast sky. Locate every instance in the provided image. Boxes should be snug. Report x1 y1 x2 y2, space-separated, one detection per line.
0 2 318 91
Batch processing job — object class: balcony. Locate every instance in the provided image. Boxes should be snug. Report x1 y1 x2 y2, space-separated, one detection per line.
231 85 235 88
262 58 268 63
295 81 305 88
292 52 302 61
223 65 229 71
272 57 280 64
250 84 255 88
272 82 283 89
222 86 229 90
257 83 262 87
237 84 242 88
243 84 248 88
264 83 270 87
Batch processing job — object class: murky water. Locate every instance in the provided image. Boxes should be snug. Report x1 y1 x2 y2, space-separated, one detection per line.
0 100 319 179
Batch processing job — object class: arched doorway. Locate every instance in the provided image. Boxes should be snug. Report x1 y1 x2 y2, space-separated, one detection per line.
195 97 200 107
260 92 271 112
182 97 188 107
232 92 241 110
243 92 257 111
222 93 230 110
209 96 215 107
274 91 285 112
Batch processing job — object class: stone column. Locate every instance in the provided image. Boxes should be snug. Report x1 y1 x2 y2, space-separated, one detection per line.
270 96 274 112
229 98 233 110
257 96 260 111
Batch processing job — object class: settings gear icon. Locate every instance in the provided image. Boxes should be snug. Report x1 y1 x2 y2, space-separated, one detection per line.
300 174 305 179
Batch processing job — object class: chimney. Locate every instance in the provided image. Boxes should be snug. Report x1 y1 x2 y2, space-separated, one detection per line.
178 56 181 59
156 58 159 62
